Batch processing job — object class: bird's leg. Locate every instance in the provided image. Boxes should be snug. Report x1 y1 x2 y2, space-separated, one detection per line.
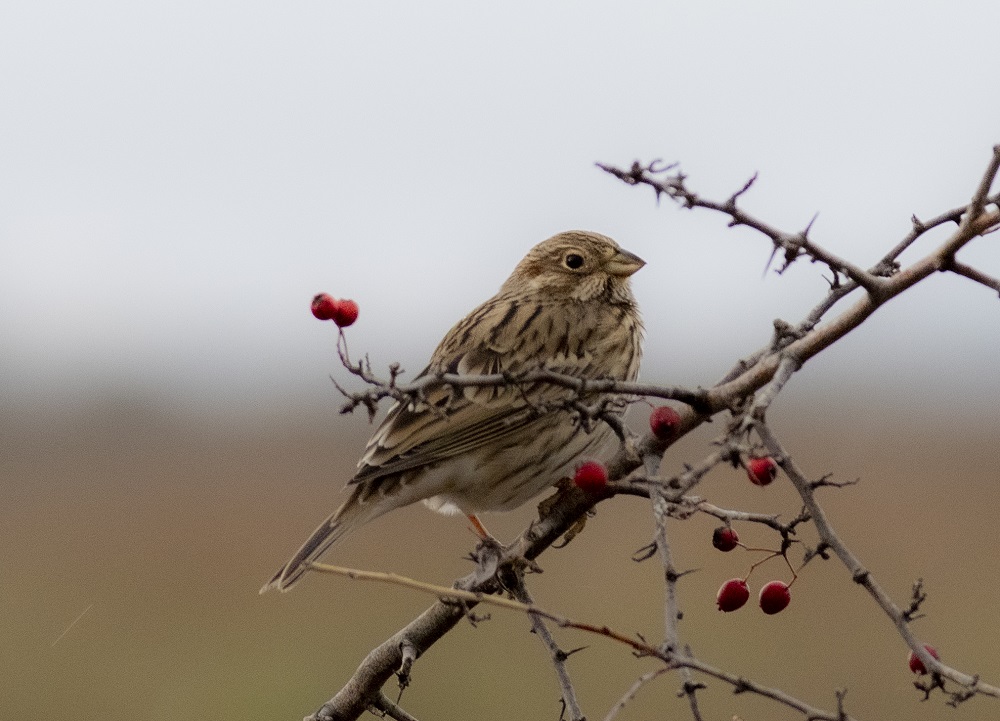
467 514 503 581
466 514 541 586
467 514 496 542
468 531 502 586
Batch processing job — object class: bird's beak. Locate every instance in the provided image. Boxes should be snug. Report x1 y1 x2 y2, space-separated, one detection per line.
605 248 646 277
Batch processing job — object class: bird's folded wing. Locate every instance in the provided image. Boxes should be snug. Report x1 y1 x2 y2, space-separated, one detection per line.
349 298 615 485
351 397 538 483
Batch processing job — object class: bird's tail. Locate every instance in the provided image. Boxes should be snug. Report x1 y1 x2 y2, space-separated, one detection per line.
260 488 372 593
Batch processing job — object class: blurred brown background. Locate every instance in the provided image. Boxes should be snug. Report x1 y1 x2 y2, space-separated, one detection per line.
4 388 997 720
4 3 999 719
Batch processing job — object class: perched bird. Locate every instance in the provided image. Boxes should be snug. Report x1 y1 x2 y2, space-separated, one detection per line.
263 231 644 592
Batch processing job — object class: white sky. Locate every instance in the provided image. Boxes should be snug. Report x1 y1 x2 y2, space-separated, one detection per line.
2 2 998 418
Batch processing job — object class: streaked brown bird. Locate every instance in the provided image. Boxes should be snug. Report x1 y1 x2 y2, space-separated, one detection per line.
263 230 644 591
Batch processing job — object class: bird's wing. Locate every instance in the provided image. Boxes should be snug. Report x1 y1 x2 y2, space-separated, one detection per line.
351 345 538 483
350 297 567 482
349 294 629 484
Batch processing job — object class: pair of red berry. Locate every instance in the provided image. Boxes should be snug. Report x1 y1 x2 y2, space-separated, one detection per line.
717 578 791 614
311 293 359 327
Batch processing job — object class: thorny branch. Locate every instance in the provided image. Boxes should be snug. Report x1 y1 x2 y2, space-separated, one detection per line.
307 562 859 721
297 147 999 720
754 420 1000 704
334 347 709 419
601 668 670 721
508 575 586 721
649 478 705 720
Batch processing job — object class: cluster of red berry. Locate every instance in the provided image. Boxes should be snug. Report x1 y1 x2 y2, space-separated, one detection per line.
715 455 793 614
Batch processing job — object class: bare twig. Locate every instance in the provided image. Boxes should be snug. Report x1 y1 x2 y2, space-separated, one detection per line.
948 260 1000 296
903 578 928 623
306 563 655 655
335 365 708 418
371 692 421 721
753 421 1000 701
601 668 669 721
612 442 738 502
509 576 586 721
649 482 704 719
650 492 681 648
745 354 802 422
597 161 885 294
962 144 1000 228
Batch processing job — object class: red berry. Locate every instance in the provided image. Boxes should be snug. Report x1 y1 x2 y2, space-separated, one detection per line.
311 293 338 321
716 578 750 612
758 580 791 614
908 644 940 674
649 406 681 441
573 461 608 492
712 526 740 552
331 298 359 328
746 457 778 486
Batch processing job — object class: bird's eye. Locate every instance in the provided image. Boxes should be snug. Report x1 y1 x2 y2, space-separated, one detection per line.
564 253 585 270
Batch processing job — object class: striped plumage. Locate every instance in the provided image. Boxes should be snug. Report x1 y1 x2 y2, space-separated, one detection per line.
263 231 644 591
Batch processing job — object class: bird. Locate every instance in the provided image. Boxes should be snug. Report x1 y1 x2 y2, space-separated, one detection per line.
262 230 644 592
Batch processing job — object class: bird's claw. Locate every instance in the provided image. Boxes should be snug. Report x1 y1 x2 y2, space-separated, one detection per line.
553 514 589 548
469 535 541 587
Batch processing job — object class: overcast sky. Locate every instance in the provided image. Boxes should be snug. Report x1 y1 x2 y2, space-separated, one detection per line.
2 2 998 419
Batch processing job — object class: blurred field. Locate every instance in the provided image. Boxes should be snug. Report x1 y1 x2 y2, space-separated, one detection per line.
2 393 997 720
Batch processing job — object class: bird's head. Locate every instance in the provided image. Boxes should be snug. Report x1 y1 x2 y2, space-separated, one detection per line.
501 230 645 303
